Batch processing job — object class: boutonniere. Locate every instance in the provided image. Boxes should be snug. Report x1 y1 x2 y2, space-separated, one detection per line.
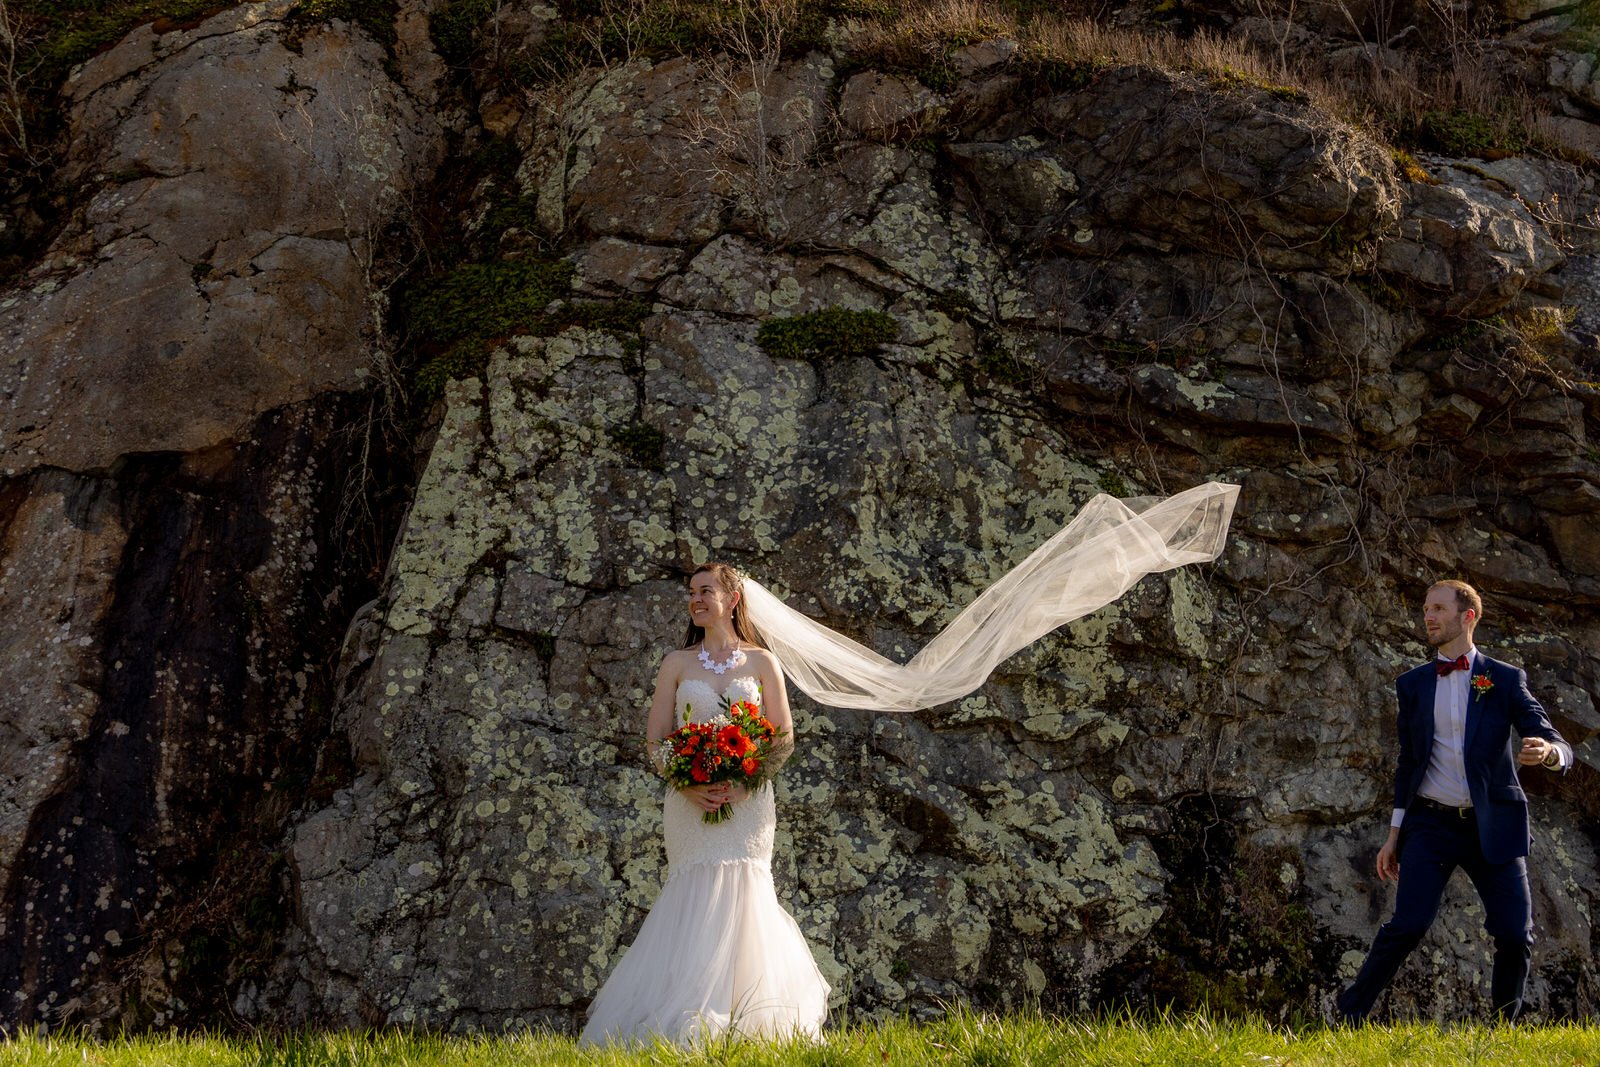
1470 674 1494 702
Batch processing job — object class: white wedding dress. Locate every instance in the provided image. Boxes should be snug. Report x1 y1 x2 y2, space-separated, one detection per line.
580 675 831 1045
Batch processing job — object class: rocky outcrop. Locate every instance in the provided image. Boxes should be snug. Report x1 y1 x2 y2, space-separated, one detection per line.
264 54 1600 1031
3 1 1599 1034
1379 169 1563 318
0 0 437 474
0 0 444 1027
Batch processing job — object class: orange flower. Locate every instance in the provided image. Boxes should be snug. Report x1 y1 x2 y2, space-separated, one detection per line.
659 702 781 823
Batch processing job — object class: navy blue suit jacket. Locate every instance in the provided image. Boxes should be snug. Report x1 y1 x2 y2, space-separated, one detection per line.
1394 652 1570 865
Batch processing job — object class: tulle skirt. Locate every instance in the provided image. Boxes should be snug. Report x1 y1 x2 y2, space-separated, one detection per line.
579 857 831 1046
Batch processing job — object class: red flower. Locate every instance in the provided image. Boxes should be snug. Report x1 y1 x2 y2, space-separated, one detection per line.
658 693 786 823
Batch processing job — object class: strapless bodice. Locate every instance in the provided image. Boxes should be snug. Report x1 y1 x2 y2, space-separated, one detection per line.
674 676 762 725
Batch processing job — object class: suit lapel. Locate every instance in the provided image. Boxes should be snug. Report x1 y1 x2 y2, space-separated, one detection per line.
1463 651 1485 754
1415 664 1438 754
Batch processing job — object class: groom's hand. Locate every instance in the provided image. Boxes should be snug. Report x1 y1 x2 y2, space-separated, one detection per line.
1518 737 1553 767
1376 828 1401 882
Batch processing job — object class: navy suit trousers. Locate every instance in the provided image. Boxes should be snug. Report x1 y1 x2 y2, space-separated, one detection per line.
1337 806 1534 1021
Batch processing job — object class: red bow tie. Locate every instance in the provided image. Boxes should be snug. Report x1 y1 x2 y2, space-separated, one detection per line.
1436 654 1470 676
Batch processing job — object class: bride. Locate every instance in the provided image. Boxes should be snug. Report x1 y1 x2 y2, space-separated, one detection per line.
580 561 829 1044
580 481 1240 1045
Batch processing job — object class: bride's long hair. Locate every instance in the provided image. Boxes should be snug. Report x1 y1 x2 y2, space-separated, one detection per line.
682 562 764 649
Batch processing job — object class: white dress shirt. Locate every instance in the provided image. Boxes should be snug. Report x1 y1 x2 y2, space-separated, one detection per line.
1417 648 1476 809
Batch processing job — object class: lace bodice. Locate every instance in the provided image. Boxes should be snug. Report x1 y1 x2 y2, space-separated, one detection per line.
662 675 775 871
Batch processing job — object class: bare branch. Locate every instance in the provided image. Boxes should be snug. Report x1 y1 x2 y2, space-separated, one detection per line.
0 0 44 166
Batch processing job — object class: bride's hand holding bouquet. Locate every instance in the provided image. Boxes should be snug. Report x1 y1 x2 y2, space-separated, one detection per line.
659 697 791 823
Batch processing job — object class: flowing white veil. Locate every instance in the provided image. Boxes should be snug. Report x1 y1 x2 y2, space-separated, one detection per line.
740 481 1240 712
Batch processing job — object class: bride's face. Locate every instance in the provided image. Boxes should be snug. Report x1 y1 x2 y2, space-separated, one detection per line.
688 572 737 628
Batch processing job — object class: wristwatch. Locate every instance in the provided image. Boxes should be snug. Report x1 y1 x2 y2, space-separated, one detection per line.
1542 747 1561 770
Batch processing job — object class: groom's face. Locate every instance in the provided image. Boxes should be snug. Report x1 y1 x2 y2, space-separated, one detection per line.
1423 586 1473 647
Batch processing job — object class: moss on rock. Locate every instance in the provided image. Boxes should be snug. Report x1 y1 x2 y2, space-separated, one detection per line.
756 307 899 362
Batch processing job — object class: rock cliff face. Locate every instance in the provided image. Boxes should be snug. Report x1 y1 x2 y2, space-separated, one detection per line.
2 0 1599 1033
0 0 444 1025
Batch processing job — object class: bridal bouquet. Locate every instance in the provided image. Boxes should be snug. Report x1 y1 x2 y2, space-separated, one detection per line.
659 698 789 823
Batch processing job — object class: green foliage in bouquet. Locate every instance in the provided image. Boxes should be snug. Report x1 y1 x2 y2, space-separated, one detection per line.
657 696 791 824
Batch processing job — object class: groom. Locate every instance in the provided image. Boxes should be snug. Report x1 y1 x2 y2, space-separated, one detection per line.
1337 579 1572 1023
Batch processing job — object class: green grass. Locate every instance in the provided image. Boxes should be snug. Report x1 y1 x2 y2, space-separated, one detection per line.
4 1009 1599 1066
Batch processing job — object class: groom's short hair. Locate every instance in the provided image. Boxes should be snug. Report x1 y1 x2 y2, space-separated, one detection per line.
1430 579 1483 620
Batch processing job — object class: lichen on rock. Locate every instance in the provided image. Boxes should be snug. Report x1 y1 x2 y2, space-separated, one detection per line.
4 4 1599 1034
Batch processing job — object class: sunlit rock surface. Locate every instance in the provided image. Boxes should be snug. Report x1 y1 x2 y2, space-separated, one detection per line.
0 0 444 1026
272 55 1599 1030
0 0 440 474
2 1 1598 1033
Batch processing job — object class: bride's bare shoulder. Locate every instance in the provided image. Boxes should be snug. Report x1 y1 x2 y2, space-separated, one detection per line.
743 647 780 671
657 648 696 677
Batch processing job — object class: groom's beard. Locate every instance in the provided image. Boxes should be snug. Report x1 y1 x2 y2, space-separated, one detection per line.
1427 621 1463 647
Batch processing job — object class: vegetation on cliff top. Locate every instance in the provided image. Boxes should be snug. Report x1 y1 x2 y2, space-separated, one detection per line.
420 0 1571 168
2 0 1588 182
2 0 1586 279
